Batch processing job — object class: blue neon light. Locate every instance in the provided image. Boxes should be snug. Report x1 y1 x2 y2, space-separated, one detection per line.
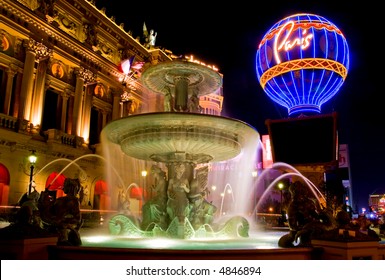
256 13 349 115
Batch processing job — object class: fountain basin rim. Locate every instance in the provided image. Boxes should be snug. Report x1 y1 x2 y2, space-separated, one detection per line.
141 60 223 96
101 112 260 163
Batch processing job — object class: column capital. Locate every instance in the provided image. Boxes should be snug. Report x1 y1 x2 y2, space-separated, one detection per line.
75 66 96 84
25 39 53 61
121 90 133 102
44 79 52 91
62 88 73 99
6 64 18 76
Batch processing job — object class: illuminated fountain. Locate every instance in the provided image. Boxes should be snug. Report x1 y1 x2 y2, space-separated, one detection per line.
42 12 364 259
49 14 383 260
54 58 302 259
76 53 378 258
101 59 260 240
4 13 383 259
90 13 352 250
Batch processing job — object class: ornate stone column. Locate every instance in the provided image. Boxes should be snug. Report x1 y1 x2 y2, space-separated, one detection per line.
19 40 36 121
101 109 108 128
31 55 51 129
19 39 51 122
3 65 17 115
60 89 71 132
81 85 93 143
72 67 95 136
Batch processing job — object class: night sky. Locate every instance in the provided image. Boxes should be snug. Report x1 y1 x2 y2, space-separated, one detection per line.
94 0 384 211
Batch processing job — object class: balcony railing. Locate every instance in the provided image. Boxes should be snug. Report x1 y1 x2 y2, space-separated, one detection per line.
44 129 84 148
0 113 18 132
0 114 86 150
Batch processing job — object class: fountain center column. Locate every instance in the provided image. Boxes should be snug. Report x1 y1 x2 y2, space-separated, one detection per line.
174 76 190 111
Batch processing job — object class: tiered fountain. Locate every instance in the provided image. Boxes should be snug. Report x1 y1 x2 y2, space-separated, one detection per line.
51 56 382 260
53 58 313 260
102 59 260 240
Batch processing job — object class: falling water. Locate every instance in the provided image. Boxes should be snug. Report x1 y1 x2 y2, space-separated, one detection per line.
206 133 260 219
218 183 235 217
100 137 149 212
34 154 126 191
254 162 326 214
124 182 145 213
33 158 87 184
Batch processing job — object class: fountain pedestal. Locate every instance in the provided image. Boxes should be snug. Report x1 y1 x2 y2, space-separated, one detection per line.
0 236 58 259
311 239 381 260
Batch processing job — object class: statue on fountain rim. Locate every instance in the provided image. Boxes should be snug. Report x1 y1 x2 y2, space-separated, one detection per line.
163 86 172 112
166 163 190 225
188 166 217 229
188 88 202 113
141 165 168 231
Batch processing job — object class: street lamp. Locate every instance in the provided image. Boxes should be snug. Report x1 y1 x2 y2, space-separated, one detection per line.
28 150 37 195
141 170 147 200
278 182 284 211
141 170 148 178
278 182 284 226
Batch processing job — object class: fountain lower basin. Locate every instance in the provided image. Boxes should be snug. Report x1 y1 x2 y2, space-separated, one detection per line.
80 228 286 250
48 228 319 260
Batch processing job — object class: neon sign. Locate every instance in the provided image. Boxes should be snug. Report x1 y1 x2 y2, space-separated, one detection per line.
274 21 313 64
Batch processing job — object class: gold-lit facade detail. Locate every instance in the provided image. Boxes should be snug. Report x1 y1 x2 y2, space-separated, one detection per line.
0 0 223 207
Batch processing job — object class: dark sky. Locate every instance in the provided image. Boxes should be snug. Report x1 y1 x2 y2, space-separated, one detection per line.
95 0 384 211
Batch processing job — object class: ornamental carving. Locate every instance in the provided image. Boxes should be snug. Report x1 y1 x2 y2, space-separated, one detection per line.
26 39 52 61
75 66 96 84
0 30 10 52
121 91 133 102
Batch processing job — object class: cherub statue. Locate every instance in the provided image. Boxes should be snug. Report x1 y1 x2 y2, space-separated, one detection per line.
167 163 190 223
188 88 202 113
188 166 216 229
163 86 172 111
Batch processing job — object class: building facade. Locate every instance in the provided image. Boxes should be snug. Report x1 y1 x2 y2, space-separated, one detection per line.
0 0 223 210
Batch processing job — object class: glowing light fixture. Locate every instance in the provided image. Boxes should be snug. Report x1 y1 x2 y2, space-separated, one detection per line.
28 150 37 195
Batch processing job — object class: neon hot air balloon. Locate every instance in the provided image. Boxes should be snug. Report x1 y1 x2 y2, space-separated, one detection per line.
256 13 349 116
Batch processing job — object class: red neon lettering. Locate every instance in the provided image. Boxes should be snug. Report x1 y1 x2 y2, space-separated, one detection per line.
274 21 313 64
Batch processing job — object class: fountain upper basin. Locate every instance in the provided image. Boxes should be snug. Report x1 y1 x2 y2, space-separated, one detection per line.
102 112 259 163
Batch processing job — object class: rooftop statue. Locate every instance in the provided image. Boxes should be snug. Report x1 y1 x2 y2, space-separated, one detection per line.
143 22 157 49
